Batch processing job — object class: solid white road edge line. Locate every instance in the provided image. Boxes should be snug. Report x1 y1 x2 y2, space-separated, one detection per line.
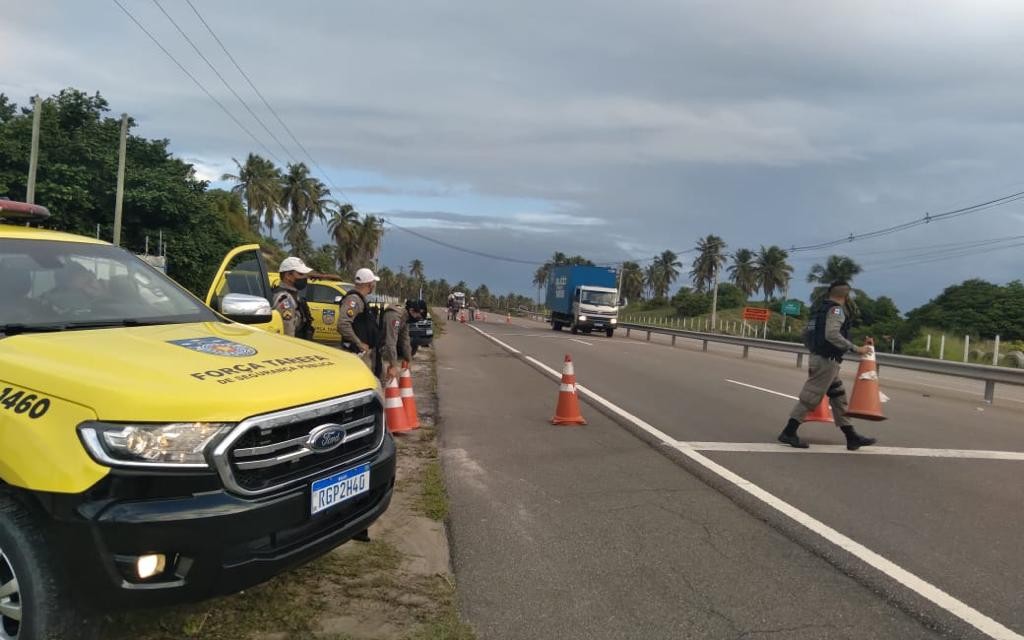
466 323 1023 640
570 338 594 346
685 442 1024 461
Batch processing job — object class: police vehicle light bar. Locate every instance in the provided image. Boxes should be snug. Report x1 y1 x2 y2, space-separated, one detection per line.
0 199 51 220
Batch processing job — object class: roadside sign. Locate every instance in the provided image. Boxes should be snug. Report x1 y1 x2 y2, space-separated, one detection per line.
742 307 771 322
781 299 802 316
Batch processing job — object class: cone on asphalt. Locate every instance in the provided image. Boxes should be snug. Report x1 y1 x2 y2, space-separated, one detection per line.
459 310 466 324
552 354 587 426
384 377 413 433
803 395 833 423
398 361 420 430
846 339 887 421
506 313 511 324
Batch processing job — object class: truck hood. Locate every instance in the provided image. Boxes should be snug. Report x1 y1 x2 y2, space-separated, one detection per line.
2 322 379 422
579 304 618 315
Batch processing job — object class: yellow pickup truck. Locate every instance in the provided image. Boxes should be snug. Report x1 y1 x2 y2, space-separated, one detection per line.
0 201 395 639
268 272 353 344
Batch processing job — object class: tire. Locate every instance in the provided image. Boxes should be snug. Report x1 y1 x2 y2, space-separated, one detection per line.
606 328 614 337
570 323 579 335
552 322 562 331
0 495 89 640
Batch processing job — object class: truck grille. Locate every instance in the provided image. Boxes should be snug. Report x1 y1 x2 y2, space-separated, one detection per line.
212 390 383 496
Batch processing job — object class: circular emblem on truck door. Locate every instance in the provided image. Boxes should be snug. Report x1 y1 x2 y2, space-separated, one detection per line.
308 424 347 453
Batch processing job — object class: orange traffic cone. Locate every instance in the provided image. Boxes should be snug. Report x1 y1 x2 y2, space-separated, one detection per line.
846 340 887 421
459 310 466 324
398 362 420 430
506 313 511 324
552 354 587 426
384 377 413 433
804 395 833 423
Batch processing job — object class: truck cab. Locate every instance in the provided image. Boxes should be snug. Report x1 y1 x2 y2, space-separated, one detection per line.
570 285 620 336
0 201 395 639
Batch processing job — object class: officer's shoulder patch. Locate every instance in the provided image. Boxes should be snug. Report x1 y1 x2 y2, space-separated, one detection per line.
346 308 355 318
393 319 401 329
276 295 295 311
283 310 294 320
347 299 357 309
831 306 842 316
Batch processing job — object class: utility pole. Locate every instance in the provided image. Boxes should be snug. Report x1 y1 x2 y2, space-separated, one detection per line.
26 96 42 204
710 270 720 333
113 113 129 246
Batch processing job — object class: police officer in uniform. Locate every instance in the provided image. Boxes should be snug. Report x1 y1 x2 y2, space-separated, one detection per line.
380 300 427 384
779 281 877 451
337 268 381 372
272 257 314 339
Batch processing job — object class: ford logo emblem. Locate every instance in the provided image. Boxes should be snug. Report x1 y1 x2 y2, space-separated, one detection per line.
308 424 347 453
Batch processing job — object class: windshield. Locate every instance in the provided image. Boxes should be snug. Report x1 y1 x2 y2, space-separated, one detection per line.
580 290 618 307
1 238 219 330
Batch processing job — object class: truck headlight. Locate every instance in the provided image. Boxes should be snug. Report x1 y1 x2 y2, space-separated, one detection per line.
79 422 233 468
578 315 588 322
610 318 617 324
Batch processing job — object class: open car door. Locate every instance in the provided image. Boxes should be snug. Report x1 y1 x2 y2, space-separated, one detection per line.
206 244 284 334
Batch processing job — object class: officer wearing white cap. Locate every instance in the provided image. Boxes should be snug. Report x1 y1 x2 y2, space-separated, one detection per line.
337 267 381 373
273 256 314 339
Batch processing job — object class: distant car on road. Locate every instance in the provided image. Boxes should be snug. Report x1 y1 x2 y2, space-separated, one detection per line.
408 307 434 356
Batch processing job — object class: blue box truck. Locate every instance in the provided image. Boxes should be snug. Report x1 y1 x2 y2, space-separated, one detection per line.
545 265 621 336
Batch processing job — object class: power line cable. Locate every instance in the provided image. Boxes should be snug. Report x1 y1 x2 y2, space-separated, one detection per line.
182 0 352 203
110 0 282 164
151 0 294 165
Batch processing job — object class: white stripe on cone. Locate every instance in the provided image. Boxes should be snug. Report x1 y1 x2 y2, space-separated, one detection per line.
560 383 576 393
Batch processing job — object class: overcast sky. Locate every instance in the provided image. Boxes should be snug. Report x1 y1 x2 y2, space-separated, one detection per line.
4 0 1024 310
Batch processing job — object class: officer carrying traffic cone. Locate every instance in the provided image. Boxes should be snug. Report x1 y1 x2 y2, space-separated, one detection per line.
778 281 877 451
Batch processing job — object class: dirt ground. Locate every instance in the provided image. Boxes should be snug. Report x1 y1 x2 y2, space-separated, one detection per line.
99 341 473 640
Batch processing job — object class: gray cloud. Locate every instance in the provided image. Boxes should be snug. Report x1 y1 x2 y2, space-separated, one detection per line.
5 0 1024 309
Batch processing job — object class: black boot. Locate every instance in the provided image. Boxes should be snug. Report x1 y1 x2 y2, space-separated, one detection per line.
840 425 876 451
778 418 808 449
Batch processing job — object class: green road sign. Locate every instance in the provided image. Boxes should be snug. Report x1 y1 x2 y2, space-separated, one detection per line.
781 299 802 316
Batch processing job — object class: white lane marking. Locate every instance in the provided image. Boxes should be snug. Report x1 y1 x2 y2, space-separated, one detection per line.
687 442 1024 461
726 379 799 400
570 338 594 346
466 324 1023 640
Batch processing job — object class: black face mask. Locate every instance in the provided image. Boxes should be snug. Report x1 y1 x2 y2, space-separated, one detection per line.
293 279 308 291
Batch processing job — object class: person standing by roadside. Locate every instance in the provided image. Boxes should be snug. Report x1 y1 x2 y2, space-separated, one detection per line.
379 300 427 385
272 257 314 339
337 268 382 374
778 281 877 451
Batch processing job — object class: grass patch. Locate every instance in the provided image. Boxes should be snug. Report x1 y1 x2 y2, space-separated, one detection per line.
419 460 449 521
406 611 476 640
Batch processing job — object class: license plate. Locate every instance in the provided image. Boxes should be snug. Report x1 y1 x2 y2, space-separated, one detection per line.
310 464 370 515
425 329 433 336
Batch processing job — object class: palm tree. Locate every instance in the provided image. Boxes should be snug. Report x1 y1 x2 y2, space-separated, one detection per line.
691 235 728 329
619 261 644 304
728 249 758 298
644 263 661 300
350 215 384 269
807 255 862 302
221 153 282 233
279 163 322 252
327 203 360 270
409 259 425 283
532 264 550 303
755 245 795 303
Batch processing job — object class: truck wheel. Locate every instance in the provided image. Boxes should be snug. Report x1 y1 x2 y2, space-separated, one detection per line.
606 328 614 337
552 322 562 331
0 495 87 640
570 323 579 335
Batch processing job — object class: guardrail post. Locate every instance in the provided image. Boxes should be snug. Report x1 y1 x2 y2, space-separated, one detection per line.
963 335 970 363
796 353 804 368
985 381 995 404
646 330 652 341
702 340 708 352
626 327 631 337
671 335 677 346
742 345 749 358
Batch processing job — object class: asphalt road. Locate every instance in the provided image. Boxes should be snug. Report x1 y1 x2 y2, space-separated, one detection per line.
434 315 997 640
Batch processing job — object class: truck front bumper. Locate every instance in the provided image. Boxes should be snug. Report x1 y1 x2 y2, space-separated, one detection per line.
41 435 396 610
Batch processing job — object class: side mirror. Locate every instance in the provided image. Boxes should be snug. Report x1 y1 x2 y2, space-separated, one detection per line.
221 293 273 325
619 298 627 308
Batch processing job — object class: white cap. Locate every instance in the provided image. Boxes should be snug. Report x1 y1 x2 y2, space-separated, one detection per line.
279 256 313 275
354 268 381 284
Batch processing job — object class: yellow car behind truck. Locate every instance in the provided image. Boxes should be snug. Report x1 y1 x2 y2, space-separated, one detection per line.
0 201 396 640
269 272 353 344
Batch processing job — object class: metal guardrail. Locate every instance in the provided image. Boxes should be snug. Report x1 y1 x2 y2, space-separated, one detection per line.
619 322 1024 404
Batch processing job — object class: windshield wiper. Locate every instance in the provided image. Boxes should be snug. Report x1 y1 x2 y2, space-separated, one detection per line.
61 319 166 330
1 323 68 336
